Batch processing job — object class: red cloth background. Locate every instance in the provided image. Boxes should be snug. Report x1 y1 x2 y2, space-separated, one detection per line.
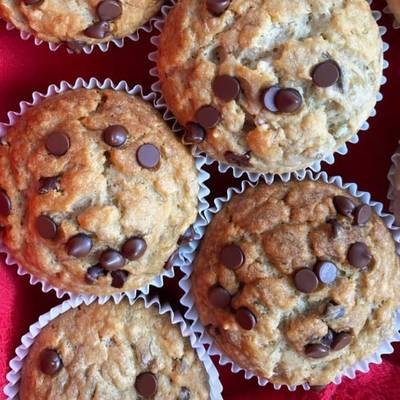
0 1 400 398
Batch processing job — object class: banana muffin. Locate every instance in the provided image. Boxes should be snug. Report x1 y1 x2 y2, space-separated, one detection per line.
19 299 211 399
387 0 400 24
157 0 383 174
0 0 162 49
192 179 400 386
0 88 198 295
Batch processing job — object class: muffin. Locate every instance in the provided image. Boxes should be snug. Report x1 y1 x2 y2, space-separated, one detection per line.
157 0 383 174
191 179 400 386
0 0 162 50
19 299 211 399
387 0 400 24
0 88 198 295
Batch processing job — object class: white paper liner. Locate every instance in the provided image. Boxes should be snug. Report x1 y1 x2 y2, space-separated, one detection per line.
3 293 223 400
148 0 388 183
383 4 400 29
0 77 210 303
178 170 400 391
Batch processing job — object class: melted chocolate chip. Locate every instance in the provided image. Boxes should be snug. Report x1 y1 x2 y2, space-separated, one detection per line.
0 189 11 216
209 286 232 309
195 105 221 129
333 196 355 217
274 88 302 113
328 219 341 238
235 307 257 330
331 332 352 351
36 215 58 240
40 349 62 375
304 343 329 359
212 75 240 101
164 249 179 270
224 151 251 167
84 21 110 39
45 132 70 156
121 237 147 260
314 261 337 285
293 268 319 293
38 176 60 194
66 234 92 258
85 265 107 284
100 249 125 271
312 60 340 88
182 122 206 145
110 270 128 288
136 144 161 169
219 243 245 270
135 372 158 397
354 204 372 226
97 0 122 21
347 242 372 268
102 125 128 147
206 0 230 16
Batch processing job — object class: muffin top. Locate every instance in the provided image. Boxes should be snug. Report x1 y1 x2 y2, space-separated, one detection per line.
387 0 400 23
0 89 198 295
157 0 383 174
0 0 162 47
19 299 211 399
192 180 400 386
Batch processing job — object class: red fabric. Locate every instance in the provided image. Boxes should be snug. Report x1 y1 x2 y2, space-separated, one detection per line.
0 1 400 398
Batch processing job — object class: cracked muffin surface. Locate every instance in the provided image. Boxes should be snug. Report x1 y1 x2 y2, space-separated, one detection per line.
19 300 211 399
0 0 162 46
192 180 400 386
0 89 198 295
157 0 383 174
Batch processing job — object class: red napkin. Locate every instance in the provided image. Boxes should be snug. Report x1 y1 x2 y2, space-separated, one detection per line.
1 0 400 398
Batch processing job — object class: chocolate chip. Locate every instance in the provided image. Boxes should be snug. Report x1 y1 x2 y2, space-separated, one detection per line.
136 144 160 169
102 125 127 147
219 243 245 270
121 237 147 260
331 332 351 351
206 0 230 16
84 21 110 39
235 307 257 330
45 132 70 156
85 265 107 284
314 261 337 284
262 85 280 112
182 122 206 145
195 105 221 129
100 249 125 271
0 189 11 216
110 270 128 288
164 249 179 270
66 41 85 53
325 302 345 320
179 387 191 400
312 60 340 88
304 343 329 359
36 215 58 239
212 75 240 101
66 234 92 258
274 88 302 113
135 372 158 397
178 227 196 245
40 349 62 375
354 204 372 226
320 330 334 347
224 151 251 167
38 176 60 194
97 0 122 21
333 196 355 217
209 286 232 309
347 242 372 268
293 268 319 293
328 219 341 238
23 0 42 4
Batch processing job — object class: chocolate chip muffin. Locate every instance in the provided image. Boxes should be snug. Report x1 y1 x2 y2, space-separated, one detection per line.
157 0 383 174
0 0 162 49
19 299 211 399
387 0 400 23
0 88 198 295
192 179 400 386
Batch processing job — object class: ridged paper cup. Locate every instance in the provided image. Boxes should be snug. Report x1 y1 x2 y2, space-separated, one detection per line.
179 170 400 391
0 77 210 303
148 0 389 183
3 293 223 400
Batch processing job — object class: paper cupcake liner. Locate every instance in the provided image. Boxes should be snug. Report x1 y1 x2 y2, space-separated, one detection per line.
178 170 400 391
383 5 400 29
148 0 388 183
3 293 223 400
0 77 210 303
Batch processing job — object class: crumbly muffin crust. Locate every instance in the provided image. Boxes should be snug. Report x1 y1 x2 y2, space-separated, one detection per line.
0 0 162 46
19 300 211 399
192 180 400 386
158 0 383 174
0 89 198 295
387 0 400 23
